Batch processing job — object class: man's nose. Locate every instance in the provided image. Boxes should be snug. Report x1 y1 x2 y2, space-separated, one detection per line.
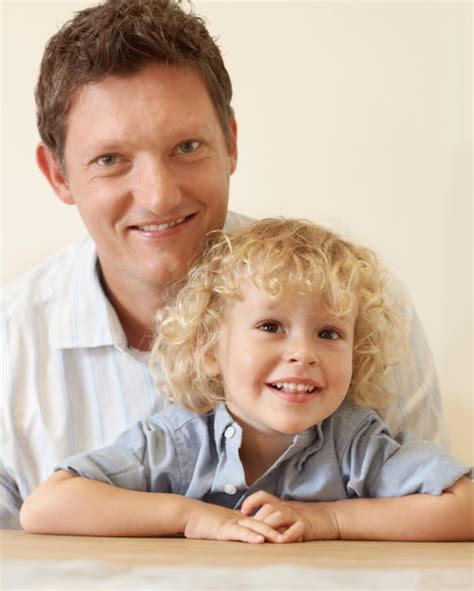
133 156 182 213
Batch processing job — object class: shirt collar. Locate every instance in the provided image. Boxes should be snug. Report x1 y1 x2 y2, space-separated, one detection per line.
213 403 241 450
292 423 325 470
50 238 127 349
211 402 324 465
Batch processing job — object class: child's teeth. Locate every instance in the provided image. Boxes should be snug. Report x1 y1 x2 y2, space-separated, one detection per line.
272 382 316 393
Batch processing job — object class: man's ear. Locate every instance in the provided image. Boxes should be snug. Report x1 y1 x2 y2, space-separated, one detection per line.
228 117 238 174
36 142 75 205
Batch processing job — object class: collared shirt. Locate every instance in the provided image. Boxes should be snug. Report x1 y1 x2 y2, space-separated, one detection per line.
1 211 449 528
56 401 468 507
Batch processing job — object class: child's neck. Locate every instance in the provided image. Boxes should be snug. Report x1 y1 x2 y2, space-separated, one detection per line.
238 426 294 486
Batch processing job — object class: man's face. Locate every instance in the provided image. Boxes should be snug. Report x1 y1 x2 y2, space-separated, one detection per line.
57 63 236 298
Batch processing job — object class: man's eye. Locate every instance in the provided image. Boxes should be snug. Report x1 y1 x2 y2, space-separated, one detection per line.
258 322 282 334
97 154 118 166
177 140 200 154
319 328 341 340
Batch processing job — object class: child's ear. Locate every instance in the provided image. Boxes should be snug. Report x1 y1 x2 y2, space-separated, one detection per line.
203 353 220 377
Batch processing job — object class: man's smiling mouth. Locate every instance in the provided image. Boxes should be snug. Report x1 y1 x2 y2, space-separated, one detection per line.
132 214 195 233
135 216 187 232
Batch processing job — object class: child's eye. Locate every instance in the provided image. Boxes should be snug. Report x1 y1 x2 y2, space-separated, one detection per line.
319 328 342 340
257 321 282 334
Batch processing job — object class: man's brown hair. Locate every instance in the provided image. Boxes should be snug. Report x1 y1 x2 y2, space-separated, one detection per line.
35 0 233 165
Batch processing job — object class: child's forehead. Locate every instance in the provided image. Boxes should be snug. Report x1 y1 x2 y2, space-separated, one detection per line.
238 280 316 300
234 258 345 289
230 279 358 316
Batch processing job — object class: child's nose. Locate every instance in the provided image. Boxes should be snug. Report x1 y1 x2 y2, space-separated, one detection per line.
285 342 320 367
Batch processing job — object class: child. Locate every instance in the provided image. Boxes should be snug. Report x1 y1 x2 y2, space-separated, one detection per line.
20 219 472 542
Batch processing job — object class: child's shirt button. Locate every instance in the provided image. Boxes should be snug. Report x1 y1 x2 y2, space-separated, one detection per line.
224 426 236 439
224 484 237 495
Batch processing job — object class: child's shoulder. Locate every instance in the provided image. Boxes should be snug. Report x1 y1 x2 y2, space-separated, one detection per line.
145 403 211 433
138 404 221 450
331 399 381 428
326 399 389 451
139 403 236 452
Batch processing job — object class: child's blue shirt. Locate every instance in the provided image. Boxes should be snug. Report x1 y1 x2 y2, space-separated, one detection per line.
56 400 469 508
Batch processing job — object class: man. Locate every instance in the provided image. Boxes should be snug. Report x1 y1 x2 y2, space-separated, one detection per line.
1 0 447 529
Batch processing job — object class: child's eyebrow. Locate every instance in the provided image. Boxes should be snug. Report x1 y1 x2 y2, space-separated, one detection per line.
317 307 358 325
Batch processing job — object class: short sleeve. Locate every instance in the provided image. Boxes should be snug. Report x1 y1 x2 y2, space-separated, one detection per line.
55 415 180 493
340 412 469 498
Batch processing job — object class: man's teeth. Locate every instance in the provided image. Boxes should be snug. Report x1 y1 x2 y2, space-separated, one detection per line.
271 383 316 393
138 217 186 231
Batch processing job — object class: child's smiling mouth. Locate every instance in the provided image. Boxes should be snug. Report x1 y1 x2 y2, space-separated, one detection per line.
269 382 317 393
266 379 324 402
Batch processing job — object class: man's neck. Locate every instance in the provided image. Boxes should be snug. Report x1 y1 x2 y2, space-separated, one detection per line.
99 269 177 352
111 295 156 351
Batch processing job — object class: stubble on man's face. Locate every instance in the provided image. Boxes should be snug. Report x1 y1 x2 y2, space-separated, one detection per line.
60 63 237 302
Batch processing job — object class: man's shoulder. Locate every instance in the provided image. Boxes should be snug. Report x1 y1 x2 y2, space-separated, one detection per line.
1 239 92 319
224 213 413 309
224 210 254 233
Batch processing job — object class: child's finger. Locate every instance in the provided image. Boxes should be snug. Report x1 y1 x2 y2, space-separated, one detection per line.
253 503 278 521
240 490 280 515
216 521 266 544
278 520 306 543
258 510 293 530
237 517 283 544
235 527 266 544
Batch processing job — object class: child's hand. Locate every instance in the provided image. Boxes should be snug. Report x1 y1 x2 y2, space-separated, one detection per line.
240 490 340 542
183 499 285 544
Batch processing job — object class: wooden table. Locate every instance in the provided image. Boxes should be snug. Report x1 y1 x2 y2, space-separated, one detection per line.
2 530 473 590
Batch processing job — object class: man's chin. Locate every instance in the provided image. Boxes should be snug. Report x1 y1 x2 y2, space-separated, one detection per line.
139 258 195 290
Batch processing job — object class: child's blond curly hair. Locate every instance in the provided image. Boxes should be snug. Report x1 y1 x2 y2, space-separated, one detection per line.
151 218 403 414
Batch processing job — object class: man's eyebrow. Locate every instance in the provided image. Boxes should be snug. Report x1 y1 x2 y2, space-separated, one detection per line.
170 124 218 141
83 140 125 155
83 124 218 153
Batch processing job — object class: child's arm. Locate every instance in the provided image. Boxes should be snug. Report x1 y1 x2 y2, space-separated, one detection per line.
241 476 474 541
20 470 284 543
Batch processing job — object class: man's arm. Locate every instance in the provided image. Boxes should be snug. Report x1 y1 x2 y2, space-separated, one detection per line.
241 477 474 541
380 276 449 447
20 470 283 543
0 461 22 529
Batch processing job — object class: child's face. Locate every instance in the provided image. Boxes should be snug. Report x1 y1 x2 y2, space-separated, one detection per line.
213 281 356 438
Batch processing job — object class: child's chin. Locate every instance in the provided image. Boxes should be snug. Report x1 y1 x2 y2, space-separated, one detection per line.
274 422 313 435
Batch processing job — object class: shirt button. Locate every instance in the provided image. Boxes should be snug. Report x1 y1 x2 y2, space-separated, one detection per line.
224 484 237 495
224 426 236 439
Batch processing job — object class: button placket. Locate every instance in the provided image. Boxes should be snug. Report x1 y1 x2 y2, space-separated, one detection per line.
212 421 246 501
223 424 238 495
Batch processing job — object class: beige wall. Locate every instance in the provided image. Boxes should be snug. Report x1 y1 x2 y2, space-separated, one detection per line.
2 1 472 463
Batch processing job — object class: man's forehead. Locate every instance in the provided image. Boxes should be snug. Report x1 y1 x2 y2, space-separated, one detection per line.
69 63 206 108
64 64 219 147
